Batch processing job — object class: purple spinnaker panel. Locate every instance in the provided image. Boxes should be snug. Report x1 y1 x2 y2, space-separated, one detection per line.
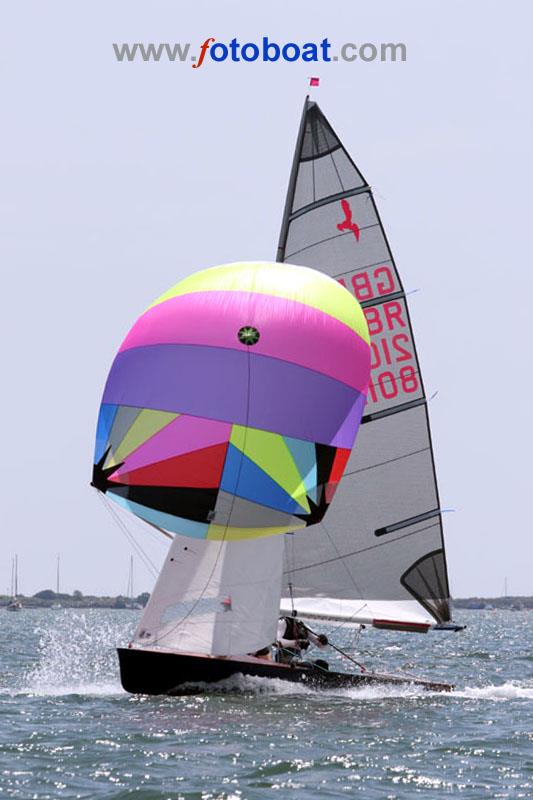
102 344 364 447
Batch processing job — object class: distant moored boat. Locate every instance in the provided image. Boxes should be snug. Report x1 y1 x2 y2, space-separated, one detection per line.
6 555 22 612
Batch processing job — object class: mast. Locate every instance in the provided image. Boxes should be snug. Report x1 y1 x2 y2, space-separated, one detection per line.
56 555 60 595
277 98 451 627
277 96 310 262
14 555 18 597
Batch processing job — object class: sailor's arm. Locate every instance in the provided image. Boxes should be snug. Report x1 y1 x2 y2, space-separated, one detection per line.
277 635 300 648
305 627 329 648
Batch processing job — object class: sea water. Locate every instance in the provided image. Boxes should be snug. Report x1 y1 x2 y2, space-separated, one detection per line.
0 609 531 799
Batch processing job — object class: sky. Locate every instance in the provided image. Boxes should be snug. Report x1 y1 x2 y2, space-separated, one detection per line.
1 0 531 599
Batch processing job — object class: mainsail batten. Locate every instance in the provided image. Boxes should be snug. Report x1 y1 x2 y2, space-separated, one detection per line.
277 98 451 625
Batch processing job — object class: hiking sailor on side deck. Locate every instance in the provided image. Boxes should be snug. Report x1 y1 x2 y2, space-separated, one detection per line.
275 610 328 664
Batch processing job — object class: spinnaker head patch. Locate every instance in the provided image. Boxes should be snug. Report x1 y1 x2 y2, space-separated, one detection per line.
238 326 260 346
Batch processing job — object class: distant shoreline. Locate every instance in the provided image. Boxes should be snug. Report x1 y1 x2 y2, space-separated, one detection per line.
1 594 532 610
0 591 149 610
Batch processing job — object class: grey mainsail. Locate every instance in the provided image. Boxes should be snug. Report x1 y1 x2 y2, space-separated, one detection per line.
277 98 451 629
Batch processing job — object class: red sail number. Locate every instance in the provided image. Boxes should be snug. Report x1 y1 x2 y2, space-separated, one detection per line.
338 265 396 303
337 272 420 403
367 366 419 403
364 301 419 403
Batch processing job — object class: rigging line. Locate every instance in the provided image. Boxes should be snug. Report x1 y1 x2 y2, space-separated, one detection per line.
320 517 366 601
284 223 380 261
100 494 159 578
284 521 441 575
98 493 148 572
343 447 431 478
146 345 254 647
344 620 365 655
304 603 369 641
115 519 158 580
138 519 173 544
284 532 296 615
97 493 159 579
304 621 368 672
331 603 368 635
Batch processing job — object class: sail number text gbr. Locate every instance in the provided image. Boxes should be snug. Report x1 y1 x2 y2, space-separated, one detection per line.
337 265 419 404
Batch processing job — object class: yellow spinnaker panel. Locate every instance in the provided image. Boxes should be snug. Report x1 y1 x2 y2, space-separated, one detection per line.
148 261 369 343
230 425 310 514
207 522 306 541
107 410 179 467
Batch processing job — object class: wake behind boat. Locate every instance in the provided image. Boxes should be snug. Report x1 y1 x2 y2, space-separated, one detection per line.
92 95 459 696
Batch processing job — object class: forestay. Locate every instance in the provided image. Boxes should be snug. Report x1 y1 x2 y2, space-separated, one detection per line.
277 98 451 629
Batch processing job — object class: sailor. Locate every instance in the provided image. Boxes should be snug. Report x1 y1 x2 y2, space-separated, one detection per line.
275 610 328 664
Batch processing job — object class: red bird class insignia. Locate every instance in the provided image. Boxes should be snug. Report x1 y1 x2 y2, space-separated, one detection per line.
336 198 360 241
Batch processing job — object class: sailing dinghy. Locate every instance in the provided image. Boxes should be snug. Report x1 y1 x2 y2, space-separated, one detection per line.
93 99 456 695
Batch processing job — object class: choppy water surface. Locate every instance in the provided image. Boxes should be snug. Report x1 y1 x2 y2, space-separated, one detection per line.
0 609 531 799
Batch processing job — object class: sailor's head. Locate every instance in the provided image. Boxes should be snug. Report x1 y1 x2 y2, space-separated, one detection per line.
291 609 298 617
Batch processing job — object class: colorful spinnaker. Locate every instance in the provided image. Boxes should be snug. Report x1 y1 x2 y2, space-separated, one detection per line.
92 261 371 542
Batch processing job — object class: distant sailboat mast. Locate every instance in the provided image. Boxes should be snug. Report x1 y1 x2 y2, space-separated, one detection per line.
51 555 62 609
127 555 134 601
125 556 142 609
7 555 22 611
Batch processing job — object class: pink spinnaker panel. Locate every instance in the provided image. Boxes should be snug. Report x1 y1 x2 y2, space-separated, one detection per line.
119 291 369 393
113 414 232 476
